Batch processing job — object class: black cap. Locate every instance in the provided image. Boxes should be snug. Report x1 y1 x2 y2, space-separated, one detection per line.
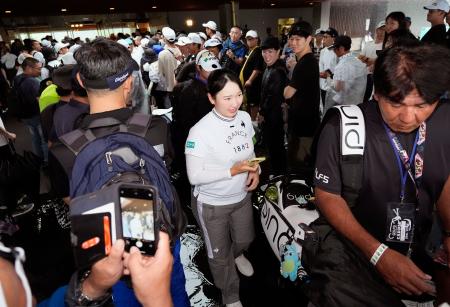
324 27 339 38
261 37 280 50
288 21 313 38
52 64 75 90
329 35 352 50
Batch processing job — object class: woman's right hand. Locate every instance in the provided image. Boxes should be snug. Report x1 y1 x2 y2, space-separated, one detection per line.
230 160 259 176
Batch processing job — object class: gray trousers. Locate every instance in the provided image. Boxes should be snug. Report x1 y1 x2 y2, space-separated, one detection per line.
191 193 255 304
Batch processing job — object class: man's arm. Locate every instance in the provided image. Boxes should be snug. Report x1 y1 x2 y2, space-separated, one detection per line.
316 187 434 295
333 80 345 92
244 69 261 87
436 175 450 267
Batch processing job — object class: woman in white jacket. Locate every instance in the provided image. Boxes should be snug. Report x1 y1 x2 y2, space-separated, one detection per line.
185 69 260 307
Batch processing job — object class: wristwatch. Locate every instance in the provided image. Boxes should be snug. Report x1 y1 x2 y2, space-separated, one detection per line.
75 270 112 306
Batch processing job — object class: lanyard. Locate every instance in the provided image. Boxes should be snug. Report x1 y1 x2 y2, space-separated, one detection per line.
382 122 426 202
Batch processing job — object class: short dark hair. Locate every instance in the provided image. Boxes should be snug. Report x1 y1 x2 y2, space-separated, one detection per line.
288 21 313 38
21 57 39 70
74 38 132 91
385 29 418 48
333 35 352 51
374 44 450 104
207 69 243 98
56 87 72 96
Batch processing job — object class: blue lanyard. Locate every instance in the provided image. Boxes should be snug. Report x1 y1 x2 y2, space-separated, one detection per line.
383 123 419 202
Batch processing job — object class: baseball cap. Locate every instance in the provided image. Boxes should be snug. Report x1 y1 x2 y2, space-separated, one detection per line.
140 38 150 48
188 33 202 44
202 20 217 31
176 36 193 46
117 39 132 48
54 42 69 53
52 64 75 90
424 0 450 13
288 21 313 38
204 38 222 48
329 35 352 50
315 29 324 35
376 21 386 29
162 27 176 43
41 39 52 47
323 27 339 37
245 30 258 38
195 50 221 72
261 37 280 50
198 32 208 41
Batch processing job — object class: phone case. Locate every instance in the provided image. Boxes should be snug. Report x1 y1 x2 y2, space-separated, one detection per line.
71 213 112 269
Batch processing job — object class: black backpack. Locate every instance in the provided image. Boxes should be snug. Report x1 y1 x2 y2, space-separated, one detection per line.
7 77 34 118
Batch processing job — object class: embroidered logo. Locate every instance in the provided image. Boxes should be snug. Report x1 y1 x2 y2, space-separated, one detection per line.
186 141 195 149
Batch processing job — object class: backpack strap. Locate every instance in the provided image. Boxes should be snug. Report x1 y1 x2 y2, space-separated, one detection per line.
333 105 365 208
124 113 152 138
59 113 152 155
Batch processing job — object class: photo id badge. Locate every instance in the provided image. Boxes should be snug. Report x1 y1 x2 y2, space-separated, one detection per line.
385 202 415 243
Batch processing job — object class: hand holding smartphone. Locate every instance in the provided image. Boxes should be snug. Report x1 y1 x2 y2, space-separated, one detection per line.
120 185 159 256
248 157 266 167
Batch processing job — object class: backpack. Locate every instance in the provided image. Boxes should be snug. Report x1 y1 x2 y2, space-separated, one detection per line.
7 77 34 118
59 113 186 239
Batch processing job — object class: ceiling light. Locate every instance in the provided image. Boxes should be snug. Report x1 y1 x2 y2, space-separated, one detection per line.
186 19 193 27
270 3 275 6
61 8 67 12
309 2 313 5
71 24 74 28
110 7 115 10
152 6 157 9
5 10 11 14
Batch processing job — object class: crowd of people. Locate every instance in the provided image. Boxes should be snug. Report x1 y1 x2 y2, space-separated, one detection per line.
0 0 450 306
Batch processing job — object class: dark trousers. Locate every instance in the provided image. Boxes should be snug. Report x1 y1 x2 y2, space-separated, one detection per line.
363 74 374 103
263 120 287 175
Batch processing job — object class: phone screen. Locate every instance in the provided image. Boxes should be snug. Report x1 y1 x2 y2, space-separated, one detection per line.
120 187 156 255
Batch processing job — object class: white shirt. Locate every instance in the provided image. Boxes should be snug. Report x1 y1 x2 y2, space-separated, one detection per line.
185 109 255 205
332 53 367 105
1 53 17 69
0 117 8 147
131 46 144 66
360 41 382 74
319 47 337 91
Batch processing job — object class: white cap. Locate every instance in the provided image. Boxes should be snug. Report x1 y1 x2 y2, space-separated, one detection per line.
60 52 77 65
315 29 324 35
17 53 32 65
54 42 70 53
424 0 450 13
245 30 258 38
141 38 150 47
188 33 202 44
195 50 221 72
376 21 386 29
162 26 176 42
198 32 208 41
202 20 217 31
204 38 222 48
41 39 51 47
175 36 193 46
212 32 223 42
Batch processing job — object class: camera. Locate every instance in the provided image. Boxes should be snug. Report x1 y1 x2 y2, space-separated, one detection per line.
69 183 160 268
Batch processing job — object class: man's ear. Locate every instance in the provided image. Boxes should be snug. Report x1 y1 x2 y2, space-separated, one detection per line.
122 76 133 92
76 72 85 89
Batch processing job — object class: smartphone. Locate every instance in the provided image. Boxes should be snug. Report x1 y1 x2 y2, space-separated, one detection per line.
119 185 159 255
248 157 266 167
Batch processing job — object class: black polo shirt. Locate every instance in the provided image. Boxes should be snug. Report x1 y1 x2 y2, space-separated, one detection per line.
48 108 174 198
314 100 450 258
